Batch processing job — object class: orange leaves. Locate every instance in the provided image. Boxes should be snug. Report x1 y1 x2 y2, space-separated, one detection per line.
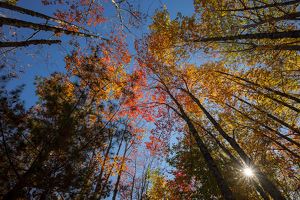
145 136 166 157
45 0 106 26
64 38 129 102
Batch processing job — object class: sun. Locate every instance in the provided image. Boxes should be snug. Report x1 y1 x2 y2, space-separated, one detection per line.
244 168 253 176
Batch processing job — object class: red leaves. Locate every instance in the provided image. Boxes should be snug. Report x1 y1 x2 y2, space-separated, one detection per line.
145 136 164 156
43 0 106 26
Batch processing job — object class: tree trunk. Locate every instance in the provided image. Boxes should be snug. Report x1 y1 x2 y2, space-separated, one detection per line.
180 88 286 200
0 2 95 34
193 30 300 43
162 86 236 200
197 124 270 200
0 40 61 48
98 134 124 197
241 12 300 29
0 17 108 41
94 134 114 198
225 103 300 153
217 0 300 12
112 141 128 200
229 78 300 113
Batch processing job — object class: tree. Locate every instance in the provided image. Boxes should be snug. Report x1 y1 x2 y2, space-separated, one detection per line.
0 52 143 198
2 1 299 199
0 1 108 48
0 0 143 78
132 4 300 198
134 33 237 199
166 131 265 200
146 169 172 200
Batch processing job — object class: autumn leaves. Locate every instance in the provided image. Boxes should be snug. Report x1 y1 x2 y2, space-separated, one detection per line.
133 0 299 199
1 0 299 199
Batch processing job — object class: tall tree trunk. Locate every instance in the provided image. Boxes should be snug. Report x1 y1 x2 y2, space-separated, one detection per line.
94 134 114 198
180 88 286 200
130 158 137 200
0 2 95 34
112 141 129 200
0 17 109 41
197 124 270 200
162 85 236 200
217 0 300 12
98 134 125 197
193 30 300 43
0 40 61 48
241 12 300 29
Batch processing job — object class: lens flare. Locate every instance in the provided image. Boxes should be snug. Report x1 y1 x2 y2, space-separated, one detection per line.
244 168 253 176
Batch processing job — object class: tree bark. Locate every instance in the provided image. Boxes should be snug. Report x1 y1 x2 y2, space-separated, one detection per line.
0 40 61 48
228 77 300 113
241 12 300 29
253 45 300 51
180 88 286 200
98 134 125 198
94 134 114 198
197 124 270 200
0 17 109 41
112 141 129 200
161 86 236 200
217 0 300 12
192 30 300 43
0 2 95 34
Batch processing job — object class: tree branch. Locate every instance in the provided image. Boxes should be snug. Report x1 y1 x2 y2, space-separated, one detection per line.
0 121 20 178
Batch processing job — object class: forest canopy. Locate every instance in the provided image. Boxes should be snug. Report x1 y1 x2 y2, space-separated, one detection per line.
0 0 299 199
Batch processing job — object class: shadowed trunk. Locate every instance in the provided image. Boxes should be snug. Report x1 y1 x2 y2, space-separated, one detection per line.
0 40 61 48
217 0 300 12
193 30 300 43
225 103 300 154
228 78 300 113
161 85 236 200
197 124 270 200
180 88 286 200
0 2 95 34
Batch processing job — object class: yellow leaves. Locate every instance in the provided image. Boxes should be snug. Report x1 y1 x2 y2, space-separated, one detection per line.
147 169 171 200
35 73 75 103
149 5 171 32
64 52 128 102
